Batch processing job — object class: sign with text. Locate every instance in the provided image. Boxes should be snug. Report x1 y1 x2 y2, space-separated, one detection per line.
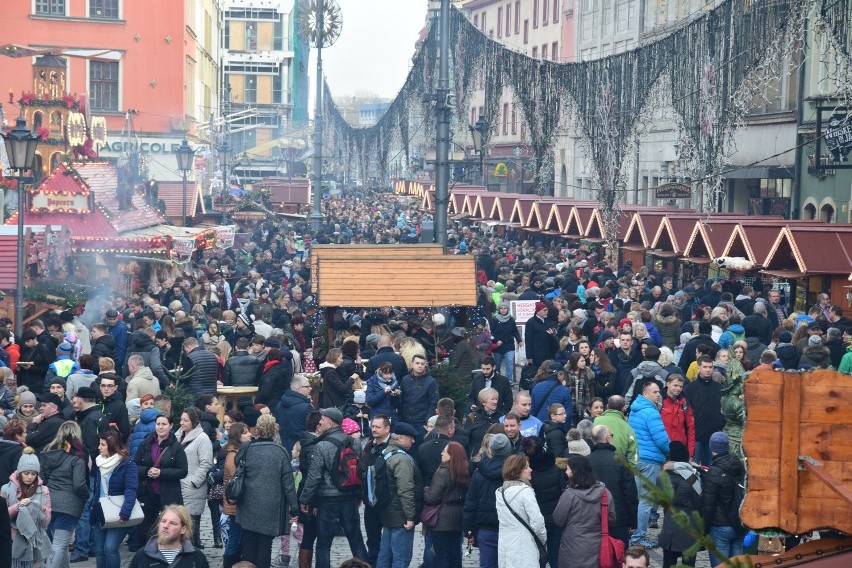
510 300 539 324
215 225 236 249
31 193 89 213
654 182 692 199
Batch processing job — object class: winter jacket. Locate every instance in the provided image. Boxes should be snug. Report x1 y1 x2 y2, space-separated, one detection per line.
449 340 480 383
495 481 547 568
701 452 745 529
135 431 188 509
643 321 664 347
24 413 65 452
825 338 846 369
775 342 800 369
235 438 299 536
552 483 615 568
683 377 725 444
417 434 451 486
658 465 703 553
587 443 638 529
299 427 359 504
524 316 557 366
528 451 567 527
660 394 696 458
77 405 106 463
90 335 117 374
364 347 409 383
39 447 89 518
462 454 508 534
16 343 51 393
128 538 208 568
365 372 402 422
65 370 96 400
91 457 138 525
654 313 682 349
464 408 502 458
624 361 668 407
490 316 521 355
380 440 423 528
679 334 720 373
799 345 832 369
256 353 294 407
717 324 746 350
609 347 643 397
123 331 169 389
422 463 466 531
467 371 514 415
742 313 774 346
107 321 128 366
743 337 767 368
1 472 52 563
125 366 161 401
593 409 638 464
399 372 439 428
628 395 670 464
318 363 353 410
185 347 220 398
101 393 131 441
540 420 567 458
530 377 572 424
177 426 213 515
223 351 260 386
275 389 314 454
44 356 80 393
0 440 23 485
221 445 240 516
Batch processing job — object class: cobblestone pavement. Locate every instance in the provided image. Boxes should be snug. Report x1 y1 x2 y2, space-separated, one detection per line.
72 508 711 568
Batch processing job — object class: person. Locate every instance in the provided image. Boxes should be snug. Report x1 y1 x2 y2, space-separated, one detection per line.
89 326 117 374
65 354 96 401
448 328 480 386
365 362 402 422
552 454 616 568
275 375 315 454
43 342 79 396
501 391 542 438
490 303 522 383
417 415 456 486
69 387 105 563
224 338 261 386
235 414 299 568
423 441 468 568
256 348 294 408
660 374 695 459
318 348 353 410
0 420 26 486
220 422 250 568
593 396 638 463
176 407 213 549
464 388 502 458
530 363 572 424
587 425 637 547
679 322 720 373
104 310 128 368
700 432 746 567
364 336 408 383
16 329 51 394
182 338 219 398
39 422 89 568
1 447 52 568
627 380 670 548
467 357 513 415
540 403 568 457
623 546 651 568
463 433 512 568
128 506 208 568
25 392 66 452
375 421 422 568
684 356 725 466
658 441 702 568
98 374 130 441
522 436 566 568
299 408 368 568
495 454 546 568
398 355 439 443
134 414 188 550
91 429 138 568
524 302 557 368
361 415 391 567
125 355 162 401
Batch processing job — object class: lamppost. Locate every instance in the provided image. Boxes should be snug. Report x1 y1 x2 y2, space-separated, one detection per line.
219 141 230 225
469 115 488 187
2 114 40 337
174 140 195 227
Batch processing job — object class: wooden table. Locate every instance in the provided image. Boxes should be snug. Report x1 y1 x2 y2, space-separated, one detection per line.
216 386 258 422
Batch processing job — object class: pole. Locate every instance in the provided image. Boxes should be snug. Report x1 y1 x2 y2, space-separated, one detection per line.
310 0 325 232
181 169 188 227
480 151 485 188
221 158 227 225
15 180 24 338
434 0 450 247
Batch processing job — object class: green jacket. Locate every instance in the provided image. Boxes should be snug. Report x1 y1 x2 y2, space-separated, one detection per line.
594 409 638 464
838 347 852 374
379 440 423 528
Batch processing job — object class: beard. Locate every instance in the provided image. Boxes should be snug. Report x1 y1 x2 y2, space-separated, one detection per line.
158 533 182 548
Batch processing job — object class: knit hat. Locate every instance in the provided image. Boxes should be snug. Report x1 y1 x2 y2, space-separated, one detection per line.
57 341 73 355
669 441 691 463
534 301 547 313
680 332 692 345
18 390 36 408
17 447 39 474
808 335 823 347
341 418 360 435
489 433 512 457
599 330 614 342
353 390 366 404
779 331 793 343
709 431 730 455
674 291 685 301
238 313 251 326
566 438 591 456
49 377 66 388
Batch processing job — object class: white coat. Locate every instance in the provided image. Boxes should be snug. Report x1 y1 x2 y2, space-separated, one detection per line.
178 425 212 515
495 480 547 568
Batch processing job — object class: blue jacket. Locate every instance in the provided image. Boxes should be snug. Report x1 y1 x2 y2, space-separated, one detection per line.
91 457 138 524
107 322 128 366
365 373 401 421
530 376 573 424
628 395 670 464
398 373 438 427
274 389 314 454
128 408 160 460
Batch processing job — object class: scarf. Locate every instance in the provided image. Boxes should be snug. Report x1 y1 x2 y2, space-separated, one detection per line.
96 453 122 478
264 359 281 374
493 311 512 323
672 462 702 495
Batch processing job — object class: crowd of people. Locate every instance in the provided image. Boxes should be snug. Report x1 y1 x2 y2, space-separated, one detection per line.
0 187 846 568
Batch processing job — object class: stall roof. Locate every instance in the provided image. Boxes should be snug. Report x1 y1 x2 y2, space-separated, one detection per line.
6 209 118 238
651 216 698 255
76 162 165 232
683 218 753 260
156 181 206 219
723 221 829 266
471 194 497 220
763 226 852 275
257 177 311 206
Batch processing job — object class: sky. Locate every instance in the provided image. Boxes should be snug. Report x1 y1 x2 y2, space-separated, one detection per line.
310 0 429 101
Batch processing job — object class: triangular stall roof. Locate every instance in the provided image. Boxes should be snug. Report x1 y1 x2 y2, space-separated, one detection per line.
472 194 498 220
545 204 574 234
526 200 560 232
489 195 514 222
682 218 749 263
723 221 827 266
508 197 537 226
651 216 700 256
762 226 852 277
156 181 206 220
420 189 436 212
621 213 650 250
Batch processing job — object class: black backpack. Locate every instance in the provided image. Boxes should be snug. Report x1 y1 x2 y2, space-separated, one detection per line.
365 448 408 508
328 435 363 493
727 477 747 534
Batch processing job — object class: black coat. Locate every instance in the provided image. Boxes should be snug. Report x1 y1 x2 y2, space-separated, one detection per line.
223 351 260 386
684 377 725 444
275 389 314 454
464 409 502 458
679 334 721 373
462 454 508 534
90 336 117 374
586 443 638 529
467 371 513 415
25 413 65 452
658 469 702 553
77 405 107 463
529 451 567 527
701 453 745 529
0 439 23 485
365 347 408 383
256 358 294 408
524 316 557 367
135 432 189 507
609 348 643 397
742 313 774 346
540 420 567 458
17 343 51 393
417 433 452 486
101 393 131 441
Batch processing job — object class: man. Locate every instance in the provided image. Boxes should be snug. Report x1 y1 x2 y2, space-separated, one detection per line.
123 328 170 390
593 395 638 464
622 546 651 568
500 391 542 438
182 338 219 398
828 305 852 333
299 408 368 568
365 335 408 381
223 338 260 386
587 425 638 547
70 386 105 563
627 380 670 548
524 301 557 367
734 285 755 317
824 327 846 369
98 373 130 440
43 341 79 394
25 392 66 451
624 345 668 407
795 322 823 354
30 319 58 359
125 354 162 401
679 321 720 373
766 289 787 331
104 309 128 367
48 378 75 420
398 355 439 443
609 331 643 397
742 301 774 346
465 387 502 457
167 285 192 315
467 356 513 415
684 356 725 466
660 374 695 459
274 375 314 454
362 415 392 567
700 432 746 566
128 505 208 568
15 329 51 394
499 411 525 453
417 416 454 485
376 421 422 568
89 324 117 374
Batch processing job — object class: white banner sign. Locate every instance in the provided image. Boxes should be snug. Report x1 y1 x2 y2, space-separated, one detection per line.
171 237 196 262
215 225 236 249
510 300 539 324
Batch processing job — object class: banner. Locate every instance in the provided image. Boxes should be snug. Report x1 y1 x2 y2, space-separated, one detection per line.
215 225 236 249
171 237 195 263
510 300 539 324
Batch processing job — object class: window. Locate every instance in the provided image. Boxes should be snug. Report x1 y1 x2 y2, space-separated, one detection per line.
515 2 520 33
552 41 559 61
502 103 509 135
533 0 539 27
616 0 635 32
511 105 517 134
89 0 119 18
497 7 502 37
543 0 549 25
523 19 529 43
89 61 119 111
224 21 231 49
542 44 548 60
274 16 285 50
481 12 486 31
506 4 511 35
532 46 538 59
471 107 477 125
478 106 484 121
244 75 257 103
474 14 479 28
554 0 560 22
35 0 64 15
245 22 258 50
603 0 613 36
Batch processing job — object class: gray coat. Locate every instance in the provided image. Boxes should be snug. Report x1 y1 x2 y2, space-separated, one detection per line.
552 483 615 568
235 439 299 536
299 427 357 504
178 426 213 515
39 449 89 518
223 351 260 386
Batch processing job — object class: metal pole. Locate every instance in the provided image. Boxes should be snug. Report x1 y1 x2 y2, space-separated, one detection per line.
310 0 325 232
15 179 24 338
480 151 485 187
181 169 188 227
221 159 227 225
434 0 450 247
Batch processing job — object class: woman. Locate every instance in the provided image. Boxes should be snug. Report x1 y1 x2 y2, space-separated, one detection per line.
339 340 365 386
0 419 26 483
39 422 89 568
202 321 225 351
463 433 512 568
552 455 615 568
731 341 752 371
565 352 596 426
365 362 401 422
658 442 702 568
235 414 299 568
134 414 188 546
586 397 605 421
1 447 52 568
494 454 547 568
423 441 469 568
15 390 38 426
256 349 293 408
177 407 213 549
490 302 522 383
654 303 682 349
318 348 354 410
590 348 618 401
221 422 251 568
523 436 567 568
91 429 138 568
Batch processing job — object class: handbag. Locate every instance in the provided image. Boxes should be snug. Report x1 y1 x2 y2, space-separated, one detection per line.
224 445 249 503
500 488 547 568
420 503 441 529
99 495 144 529
598 489 625 568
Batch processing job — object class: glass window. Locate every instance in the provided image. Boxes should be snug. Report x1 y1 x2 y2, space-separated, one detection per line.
89 61 119 111
35 0 64 15
524 19 529 43
90 0 119 18
554 0 560 22
532 46 538 59
552 41 559 60
542 44 548 60
244 75 257 104
534 0 539 27
503 103 509 135
224 21 231 49
511 105 517 135
543 0 549 25
515 2 520 33
274 17 284 50
497 7 503 37
506 4 511 35
245 22 258 51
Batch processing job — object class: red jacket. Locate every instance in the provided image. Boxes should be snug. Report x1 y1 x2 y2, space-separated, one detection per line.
660 394 695 457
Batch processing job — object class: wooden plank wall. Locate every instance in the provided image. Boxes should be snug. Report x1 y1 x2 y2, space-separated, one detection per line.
741 369 852 535
308 245 446 292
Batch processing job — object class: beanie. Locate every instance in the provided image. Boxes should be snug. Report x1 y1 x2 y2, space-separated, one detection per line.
341 418 360 435
489 433 511 457
566 439 591 456
808 335 823 347
709 432 730 455
779 331 793 343
353 390 366 404
57 341 73 355
17 447 40 474
18 390 36 408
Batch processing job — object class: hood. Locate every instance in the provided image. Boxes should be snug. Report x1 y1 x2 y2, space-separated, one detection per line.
200 411 220 429
0 439 22 460
712 452 744 477
319 361 336 370
775 343 799 362
179 425 205 445
654 313 679 325
128 330 156 350
630 394 658 413
478 455 507 480
96 334 117 348
130 366 156 382
744 336 763 349
726 324 745 335
802 345 830 362
138 408 161 425
280 388 311 409
634 361 664 378
570 482 606 503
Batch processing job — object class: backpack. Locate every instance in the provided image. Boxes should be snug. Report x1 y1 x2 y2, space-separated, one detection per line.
727 477 747 534
365 448 407 508
328 435 363 493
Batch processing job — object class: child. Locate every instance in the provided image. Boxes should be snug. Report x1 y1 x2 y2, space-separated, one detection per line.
343 390 370 435
685 344 712 381
1 447 52 567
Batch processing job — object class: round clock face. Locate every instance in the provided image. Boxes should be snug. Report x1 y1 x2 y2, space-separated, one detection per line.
298 0 343 48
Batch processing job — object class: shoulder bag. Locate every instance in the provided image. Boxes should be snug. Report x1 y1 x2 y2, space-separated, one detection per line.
598 489 625 568
99 491 144 529
500 488 547 568
420 481 453 529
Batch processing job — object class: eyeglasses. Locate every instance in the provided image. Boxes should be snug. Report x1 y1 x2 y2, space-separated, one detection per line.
100 384 116 389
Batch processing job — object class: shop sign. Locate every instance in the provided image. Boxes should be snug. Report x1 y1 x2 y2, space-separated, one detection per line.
99 136 184 156
825 112 852 162
511 300 539 323
655 182 692 199
171 237 195 263
31 193 89 213
494 162 508 177
215 225 236 249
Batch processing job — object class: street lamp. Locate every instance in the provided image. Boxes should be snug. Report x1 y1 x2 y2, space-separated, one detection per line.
469 115 488 187
174 140 195 227
2 114 40 338
219 141 230 225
